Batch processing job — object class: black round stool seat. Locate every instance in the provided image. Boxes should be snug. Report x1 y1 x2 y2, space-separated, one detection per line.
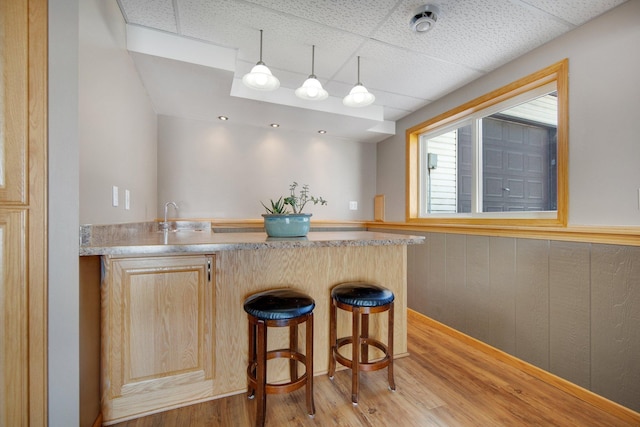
244 288 315 320
331 282 395 307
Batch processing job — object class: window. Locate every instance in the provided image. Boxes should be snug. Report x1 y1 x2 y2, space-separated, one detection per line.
407 59 568 226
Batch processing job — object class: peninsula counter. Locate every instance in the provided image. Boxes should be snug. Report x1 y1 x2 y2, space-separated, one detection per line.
80 229 424 424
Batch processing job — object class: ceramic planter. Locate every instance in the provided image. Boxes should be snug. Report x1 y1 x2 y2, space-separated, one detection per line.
262 213 312 237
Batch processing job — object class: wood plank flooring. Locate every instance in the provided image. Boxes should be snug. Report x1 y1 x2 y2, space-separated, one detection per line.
111 310 639 426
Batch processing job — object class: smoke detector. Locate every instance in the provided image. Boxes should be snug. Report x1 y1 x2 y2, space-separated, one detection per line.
410 5 439 33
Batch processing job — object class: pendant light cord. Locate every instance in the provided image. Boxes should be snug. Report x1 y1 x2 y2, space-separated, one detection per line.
259 29 264 63
357 56 361 85
311 45 316 77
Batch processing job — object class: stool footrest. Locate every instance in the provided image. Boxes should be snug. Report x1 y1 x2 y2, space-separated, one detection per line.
247 349 310 395
333 337 391 372
247 371 309 395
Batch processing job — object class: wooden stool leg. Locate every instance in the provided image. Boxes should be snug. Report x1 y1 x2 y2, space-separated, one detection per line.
247 317 256 399
361 313 369 363
328 299 337 379
290 323 298 381
255 320 267 427
306 313 315 416
388 302 396 391
351 307 360 404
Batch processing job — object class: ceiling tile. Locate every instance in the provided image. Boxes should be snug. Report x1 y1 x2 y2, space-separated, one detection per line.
519 0 628 25
176 0 365 80
243 0 400 37
334 40 484 101
118 0 178 32
373 0 571 71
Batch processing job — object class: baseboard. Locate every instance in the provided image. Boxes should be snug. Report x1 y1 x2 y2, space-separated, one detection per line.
92 412 102 427
408 309 640 425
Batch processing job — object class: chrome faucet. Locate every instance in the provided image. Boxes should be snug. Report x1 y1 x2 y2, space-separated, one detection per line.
162 201 179 230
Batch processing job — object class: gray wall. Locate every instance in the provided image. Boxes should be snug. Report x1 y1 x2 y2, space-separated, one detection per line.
377 1 640 226
157 115 377 220
78 0 157 225
49 0 80 425
405 232 640 411
50 0 157 424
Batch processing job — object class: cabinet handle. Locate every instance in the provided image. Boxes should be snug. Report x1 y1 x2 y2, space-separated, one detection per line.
207 259 212 282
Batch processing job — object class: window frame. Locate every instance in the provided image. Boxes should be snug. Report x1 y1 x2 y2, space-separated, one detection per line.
406 59 568 227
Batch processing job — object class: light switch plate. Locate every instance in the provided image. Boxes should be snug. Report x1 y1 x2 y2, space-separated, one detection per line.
125 189 130 210
112 186 119 207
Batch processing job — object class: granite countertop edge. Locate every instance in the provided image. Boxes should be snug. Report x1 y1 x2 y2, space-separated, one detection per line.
79 230 425 257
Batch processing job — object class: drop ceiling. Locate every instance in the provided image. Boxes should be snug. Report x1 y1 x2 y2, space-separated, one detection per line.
116 0 626 143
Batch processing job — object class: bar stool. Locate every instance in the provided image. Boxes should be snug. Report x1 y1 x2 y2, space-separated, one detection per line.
244 289 315 427
328 282 395 404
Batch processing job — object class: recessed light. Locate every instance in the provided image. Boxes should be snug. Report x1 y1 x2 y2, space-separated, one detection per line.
218 116 229 121
318 130 327 134
270 123 280 128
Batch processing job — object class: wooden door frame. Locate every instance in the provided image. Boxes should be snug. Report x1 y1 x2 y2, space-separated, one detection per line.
28 0 48 423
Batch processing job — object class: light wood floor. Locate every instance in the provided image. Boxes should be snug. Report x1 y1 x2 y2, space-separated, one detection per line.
112 310 638 426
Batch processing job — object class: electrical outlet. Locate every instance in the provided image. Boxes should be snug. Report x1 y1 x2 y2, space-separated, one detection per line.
112 186 119 207
349 201 358 210
125 189 130 210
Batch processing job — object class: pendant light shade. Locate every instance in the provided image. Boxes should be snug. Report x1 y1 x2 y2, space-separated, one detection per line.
295 45 328 101
243 30 280 91
343 56 375 107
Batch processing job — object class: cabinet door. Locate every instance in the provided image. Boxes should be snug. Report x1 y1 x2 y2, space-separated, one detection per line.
0 0 47 425
102 255 215 423
1 0 28 203
0 210 27 425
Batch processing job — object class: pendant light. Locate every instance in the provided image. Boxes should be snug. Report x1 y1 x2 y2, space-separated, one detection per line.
295 45 328 101
343 56 375 107
242 30 280 91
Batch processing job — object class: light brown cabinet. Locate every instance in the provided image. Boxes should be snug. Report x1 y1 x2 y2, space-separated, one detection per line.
101 255 215 423
0 0 47 425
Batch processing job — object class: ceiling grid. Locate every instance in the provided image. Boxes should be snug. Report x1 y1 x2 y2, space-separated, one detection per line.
116 0 627 142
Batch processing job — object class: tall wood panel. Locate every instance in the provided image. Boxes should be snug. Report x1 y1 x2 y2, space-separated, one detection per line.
514 238 550 369
0 210 27 424
423 232 447 321
0 0 47 425
0 0 27 203
591 244 640 411
487 236 516 353
549 241 590 388
444 234 466 331
464 235 491 342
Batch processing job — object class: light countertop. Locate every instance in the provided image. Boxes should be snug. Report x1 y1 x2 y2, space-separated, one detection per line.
79 229 425 256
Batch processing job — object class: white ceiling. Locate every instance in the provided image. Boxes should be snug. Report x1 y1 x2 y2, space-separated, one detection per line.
116 0 626 143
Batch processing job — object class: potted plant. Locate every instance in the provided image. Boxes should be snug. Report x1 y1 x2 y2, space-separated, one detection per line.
261 182 327 237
